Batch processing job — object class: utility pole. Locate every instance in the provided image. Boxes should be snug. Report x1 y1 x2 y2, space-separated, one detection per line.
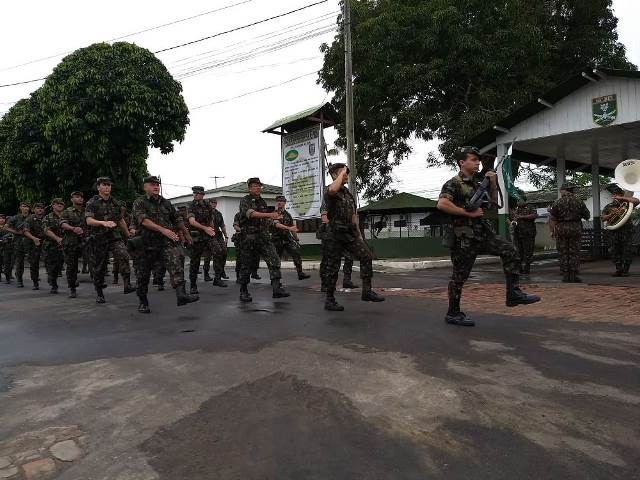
209 176 225 189
343 0 358 206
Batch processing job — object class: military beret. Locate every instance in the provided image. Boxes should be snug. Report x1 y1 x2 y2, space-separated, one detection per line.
275 195 287 202
33 202 45 208
143 175 161 184
560 182 577 191
247 177 262 186
606 183 624 195
328 163 349 174
51 198 64 205
192 186 205 193
70 191 83 197
454 146 481 160
96 176 113 185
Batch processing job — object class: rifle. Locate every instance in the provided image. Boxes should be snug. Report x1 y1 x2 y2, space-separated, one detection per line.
465 149 510 212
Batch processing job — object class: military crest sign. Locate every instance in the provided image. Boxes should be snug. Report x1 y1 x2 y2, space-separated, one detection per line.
592 94 618 127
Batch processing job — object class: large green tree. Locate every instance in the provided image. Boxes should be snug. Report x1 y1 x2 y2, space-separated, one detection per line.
0 41 189 209
319 0 634 200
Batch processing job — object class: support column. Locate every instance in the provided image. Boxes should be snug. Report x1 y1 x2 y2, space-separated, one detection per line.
556 144 565 199
591 139 602 259
496 143 509 237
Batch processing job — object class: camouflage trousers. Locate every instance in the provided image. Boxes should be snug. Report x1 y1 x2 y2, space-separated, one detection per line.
136 242 185 295
43 243 64 286
12 237 27 281
608 229 634 272
556 227 582 274
87 237 131 288
323 236 372 293
319 243 353 288
0 241 13 279
190 238 222 283
234 240 259 276
273 238 303 271
203 235 227 275
238 233 281 284
449 234 519 304
63 242 83 288
514 235 535 269
28 242 43 283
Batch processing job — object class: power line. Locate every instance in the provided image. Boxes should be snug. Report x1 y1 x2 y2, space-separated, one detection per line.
191 71 318 110
0 77 47 88
0 0 257 73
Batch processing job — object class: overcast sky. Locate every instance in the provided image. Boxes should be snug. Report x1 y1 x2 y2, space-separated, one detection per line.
1 0 639 201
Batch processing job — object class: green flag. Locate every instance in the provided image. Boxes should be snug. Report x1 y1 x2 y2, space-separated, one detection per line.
501 143 523 203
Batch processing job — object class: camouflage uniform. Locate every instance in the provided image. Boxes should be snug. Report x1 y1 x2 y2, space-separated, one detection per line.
0 217 13 282
322 186 373 292
603 200 635 274
232 212 258 280
439 173 520 308
85 194 132 290
42 212 65 288
187 198 217 286
318 199 355 289
203 207 227 280
512 203 537 273
237 194 282 284
61 205 85 289
7 213 29 284
271 207 305 275
24 213 46 286
549 193 590 278
132 193 186 294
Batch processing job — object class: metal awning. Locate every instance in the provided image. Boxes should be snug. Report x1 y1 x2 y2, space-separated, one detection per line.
262 102 339 135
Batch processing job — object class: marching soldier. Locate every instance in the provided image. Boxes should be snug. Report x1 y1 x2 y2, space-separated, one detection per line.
5 202 31 288
60 191 85 298
23 202 46 290
271 195 310 280
210 198 230 281
318 198 357 291
43 198 66 294
602 184 639 277
237 177 289 302
322 163 384 311
0 214 14 283
232 212 259 283
85 177 135 303
511 196 538 274
549 182 591 283
437 147 540 327
131 176 199 313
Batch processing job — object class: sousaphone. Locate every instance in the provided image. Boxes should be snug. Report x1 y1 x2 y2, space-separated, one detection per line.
604 159 639 231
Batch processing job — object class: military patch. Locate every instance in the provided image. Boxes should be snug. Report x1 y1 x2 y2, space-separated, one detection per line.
592 94 617 127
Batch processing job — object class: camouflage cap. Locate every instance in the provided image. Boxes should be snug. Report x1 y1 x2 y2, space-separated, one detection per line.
559 182 577 191
275 195 287 202
454 146 481 160
96 176 113 185
247 177 263 186
51 198 64 205
33 202 45 208
192 186 205 193
70 191 83 197
328 163 349 174
143 175 161 184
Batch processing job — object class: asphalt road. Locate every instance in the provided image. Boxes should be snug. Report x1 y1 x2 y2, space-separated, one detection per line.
1 261 639 479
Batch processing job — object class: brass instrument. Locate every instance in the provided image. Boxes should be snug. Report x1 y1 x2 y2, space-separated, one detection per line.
604 159 639 231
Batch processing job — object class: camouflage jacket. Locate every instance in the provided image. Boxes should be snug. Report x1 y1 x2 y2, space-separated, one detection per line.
132 194 182 233
238 194 272 234
188 199 213 228
85 195 125 235
61 206 85 244
43 212 64 247
513 204 537 238
24 214 46 240
603 200 634 238
7 213 29 237
439 172 490 239
272 208 294 240
212 208 225 236
323 186 356 227
549 195 590 223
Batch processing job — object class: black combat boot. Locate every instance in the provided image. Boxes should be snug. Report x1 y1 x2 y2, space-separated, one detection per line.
16 277 23 288
138 295 151 313
506 274 541 307
32 280 39 291
213 275 228 287
112 272 119 285
342 275 359 289
235 270 241 285
621 262 631 277
569 271 582 283
190 282 199 295
96 287 106 304
444 281 474 326
272 279 290 298
561 272 570 283
239 283 252 303
221 270 229 279
296 265 310 280
157 280 165 291
122 275 136 294
203 271 213 282
361 278 385 302
4 273 11 284
324 290 344 311
176 283 199 306
68 288 77 299
49 279 58 294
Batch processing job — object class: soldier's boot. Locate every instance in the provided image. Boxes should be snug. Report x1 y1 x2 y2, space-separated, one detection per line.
122 275 136 294
324 290 344 311
506 274 541 307
49 279 58 294
157 279 165 291
221 269 229 280
444 289 474 327
561 272 570 283
361 278 385 302
570 271 583 283
112 272 119 285
296 264 310 280
138 295 151 314
342 274 359 289
16 276 24 288
213 275 228 288
203 270 213 282
189 282 199 295
176 283 199 306
235 270 241 285
32 280 39 291
251 271 261 280
4 273 11 284
621 261 631 277
272 279 290 298
68 288 77 299
95 287 106 304
239 284 252 303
